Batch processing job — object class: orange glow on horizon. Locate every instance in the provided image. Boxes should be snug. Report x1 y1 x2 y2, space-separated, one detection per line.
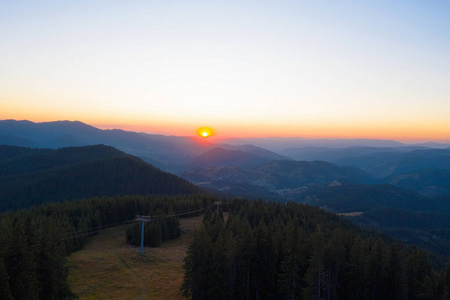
1 107 449 143
91 121 450 143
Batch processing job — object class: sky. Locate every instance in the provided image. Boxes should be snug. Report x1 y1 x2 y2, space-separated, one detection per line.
1 0 449 142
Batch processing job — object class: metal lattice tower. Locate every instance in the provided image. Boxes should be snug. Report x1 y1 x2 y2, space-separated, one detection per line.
136 215 151 255
214 201 221 213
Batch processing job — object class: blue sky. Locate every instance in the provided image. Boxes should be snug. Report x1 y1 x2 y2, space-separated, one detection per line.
1 0 449 141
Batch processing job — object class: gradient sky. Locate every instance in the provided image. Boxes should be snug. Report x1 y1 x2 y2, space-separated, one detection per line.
1 0 449 141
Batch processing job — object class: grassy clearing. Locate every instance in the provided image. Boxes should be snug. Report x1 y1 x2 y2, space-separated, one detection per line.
67 215 204 300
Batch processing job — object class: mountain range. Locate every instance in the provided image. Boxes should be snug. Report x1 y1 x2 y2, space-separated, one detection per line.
2 119 450 256
1 119 450 197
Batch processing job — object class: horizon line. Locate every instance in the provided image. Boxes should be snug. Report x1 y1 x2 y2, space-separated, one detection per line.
1 118 450 145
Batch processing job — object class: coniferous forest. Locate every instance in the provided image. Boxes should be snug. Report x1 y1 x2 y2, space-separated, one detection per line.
1 194 450 299
182 199 450 300
126 209 182 247
0 195 213 299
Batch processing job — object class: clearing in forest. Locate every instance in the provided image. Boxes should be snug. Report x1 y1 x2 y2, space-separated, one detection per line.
67 215 204 300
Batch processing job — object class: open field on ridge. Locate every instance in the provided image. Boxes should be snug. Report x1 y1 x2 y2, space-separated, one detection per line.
67 215 204 299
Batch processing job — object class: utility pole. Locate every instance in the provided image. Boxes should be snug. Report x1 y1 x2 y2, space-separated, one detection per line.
214 201 221 213
136 215 151 255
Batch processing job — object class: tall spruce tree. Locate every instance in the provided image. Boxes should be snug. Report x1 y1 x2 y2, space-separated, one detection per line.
0 258 13 300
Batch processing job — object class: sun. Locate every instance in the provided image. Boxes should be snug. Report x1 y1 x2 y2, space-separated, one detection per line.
197 127 214 138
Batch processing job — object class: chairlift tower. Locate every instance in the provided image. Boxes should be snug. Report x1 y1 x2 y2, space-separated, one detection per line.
136 215 151 255
214 201 221 213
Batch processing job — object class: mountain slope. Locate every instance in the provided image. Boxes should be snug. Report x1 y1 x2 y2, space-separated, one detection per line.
0 145 202 211
221 137 406 152
254 160 375 188
182 160 375 200
218 143 289 161
280 146 426 162
384 168 450 196
335 148 450 177
296 184 450 213
189 147 271 169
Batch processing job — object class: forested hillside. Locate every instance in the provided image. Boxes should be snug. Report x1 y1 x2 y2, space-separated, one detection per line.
0 194 215 299
335 148 450 178
182 160 374 201
297 184 450 213
182 199 450 300
0 145 202 211
1 193 449 299
384 168 450 196
296 184 450 257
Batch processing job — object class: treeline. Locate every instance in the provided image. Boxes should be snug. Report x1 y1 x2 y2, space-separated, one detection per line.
0 194 214 299
182 199 450 300
298 184 450 213
349 208 450 258
297 184 450 258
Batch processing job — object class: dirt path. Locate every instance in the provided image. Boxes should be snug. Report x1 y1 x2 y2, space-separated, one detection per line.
67 215 203 299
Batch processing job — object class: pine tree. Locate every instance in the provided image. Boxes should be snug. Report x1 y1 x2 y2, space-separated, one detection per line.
253 222 277 299
384 243 408 300
278 223 307 300
208 230 231 299
36 218 72 299
445 260 450 300
5 216 40 299
304 227 325 300
235 221 256 300
181 227 214 299
0 258 13 300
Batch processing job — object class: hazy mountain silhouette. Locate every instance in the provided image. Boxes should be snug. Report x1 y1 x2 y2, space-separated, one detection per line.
218 143 289 161
221 137 408 152
189 147 274 169
384 168 450 196
0 135 36 147
280 146 427 162
2 119 450 199
335 149 450 178
0 119 214 173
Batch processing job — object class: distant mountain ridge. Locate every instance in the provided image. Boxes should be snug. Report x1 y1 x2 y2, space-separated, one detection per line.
280 146 429 162
0 144 202 211
384 168 450 196
221 137 409 151
189 147 273 169
2 119 450 197
218 143 288 161
336 148 450 178
0 119 214 173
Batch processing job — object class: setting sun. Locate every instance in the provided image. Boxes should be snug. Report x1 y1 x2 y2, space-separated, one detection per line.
197 127 214 138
